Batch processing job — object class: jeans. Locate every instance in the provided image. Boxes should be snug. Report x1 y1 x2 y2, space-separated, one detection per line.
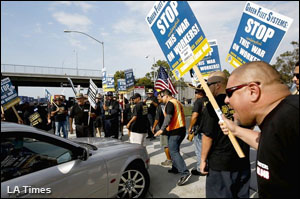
168 134 190 177
194 133 202 172
206 168 250 198
55 120 67 138
147 114 155 137
104 118 119 139
65 115 70 132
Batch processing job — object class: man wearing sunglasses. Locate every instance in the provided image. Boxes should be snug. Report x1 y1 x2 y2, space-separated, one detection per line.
220 61 299 198
200 71 250 198
292 61 299 95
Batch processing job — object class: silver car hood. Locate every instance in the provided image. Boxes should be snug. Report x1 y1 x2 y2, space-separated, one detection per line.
69 137 135 150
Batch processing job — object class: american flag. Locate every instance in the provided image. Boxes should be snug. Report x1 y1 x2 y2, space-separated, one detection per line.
154 67 178 95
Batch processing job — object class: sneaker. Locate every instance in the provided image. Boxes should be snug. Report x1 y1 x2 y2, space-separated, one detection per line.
161 159 172 166
191 169 206 176
177 173 192 186
150 137 156 141
168 167 179 174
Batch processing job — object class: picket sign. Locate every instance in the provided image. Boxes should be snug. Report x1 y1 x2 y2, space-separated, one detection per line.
146 1 245 158
193 65 245 158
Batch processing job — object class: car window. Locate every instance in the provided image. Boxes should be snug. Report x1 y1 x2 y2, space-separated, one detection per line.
1 136 74 182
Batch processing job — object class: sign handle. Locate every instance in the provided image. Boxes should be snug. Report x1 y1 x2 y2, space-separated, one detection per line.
52 101 59 109
1 106 5 121
12 105 23 124
88 104 91 126
193 65 245 158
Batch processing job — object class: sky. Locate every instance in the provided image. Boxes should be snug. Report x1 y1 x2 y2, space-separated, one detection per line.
1 1 299 98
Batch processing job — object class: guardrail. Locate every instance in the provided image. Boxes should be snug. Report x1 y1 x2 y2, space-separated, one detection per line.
1 64 102 77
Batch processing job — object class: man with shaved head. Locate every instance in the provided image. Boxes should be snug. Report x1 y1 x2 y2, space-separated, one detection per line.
220 61 299 198
199 71 250 198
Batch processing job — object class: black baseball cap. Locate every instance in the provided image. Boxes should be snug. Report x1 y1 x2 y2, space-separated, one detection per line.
132 93 141 99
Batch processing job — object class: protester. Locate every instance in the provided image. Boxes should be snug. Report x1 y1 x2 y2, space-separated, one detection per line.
154 89 191 186
47 101 56 134
59 95 71 133
69 93 97 137
126 93 149 146
119 93 128 138
144 88 158 140
123 96 135 137
200 71 250 198
219 61 299 198
292 61 299 95
94 93 104 137
103 91 120 139
152 91 172 166
188 84 208 176
51 98 68 138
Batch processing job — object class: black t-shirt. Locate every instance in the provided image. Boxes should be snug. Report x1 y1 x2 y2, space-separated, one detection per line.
257 95 299 198
145 96 158 116
123 102 134 124
165 100 186 136
192 96 209 128
155 103 165 128
51 104 68 122
70 103 95 126
131 102 149 133
201 94 250 171
104 99 119 120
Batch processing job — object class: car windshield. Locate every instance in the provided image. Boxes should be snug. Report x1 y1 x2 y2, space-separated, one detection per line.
73 141 98 151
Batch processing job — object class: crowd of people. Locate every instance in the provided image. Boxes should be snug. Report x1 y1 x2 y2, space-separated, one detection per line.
1 61 299 197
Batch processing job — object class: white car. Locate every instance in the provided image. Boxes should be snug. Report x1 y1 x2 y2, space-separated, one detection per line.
1 122 150 198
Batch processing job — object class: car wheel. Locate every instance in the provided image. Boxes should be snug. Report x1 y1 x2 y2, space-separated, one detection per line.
117 164 150 198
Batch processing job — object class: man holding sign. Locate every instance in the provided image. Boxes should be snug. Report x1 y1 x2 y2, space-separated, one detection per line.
200 71 250 198
219 61 299 198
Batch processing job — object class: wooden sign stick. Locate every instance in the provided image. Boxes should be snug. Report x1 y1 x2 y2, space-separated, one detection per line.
11 105 23 124
193 65 245 158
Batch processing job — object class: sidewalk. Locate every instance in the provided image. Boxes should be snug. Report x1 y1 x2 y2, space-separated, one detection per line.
143 134 206 198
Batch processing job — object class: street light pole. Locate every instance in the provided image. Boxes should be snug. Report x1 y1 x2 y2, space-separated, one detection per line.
145 55 156 83
64 30 105 71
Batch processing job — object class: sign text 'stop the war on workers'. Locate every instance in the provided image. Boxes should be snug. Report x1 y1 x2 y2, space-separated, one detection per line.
146 1 211 80
226 1 293 68
1 77 21 111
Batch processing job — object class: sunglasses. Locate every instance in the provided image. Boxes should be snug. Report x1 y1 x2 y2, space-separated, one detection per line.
226 82 260 98
207 81 220 87
293 73 299 79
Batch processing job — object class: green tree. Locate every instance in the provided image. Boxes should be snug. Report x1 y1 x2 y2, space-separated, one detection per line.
135 77 153 88
114 70 125 90
272 41 299 87
149 59 185 88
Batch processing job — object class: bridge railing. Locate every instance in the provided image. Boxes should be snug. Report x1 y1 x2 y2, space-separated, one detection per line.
1 64 102 78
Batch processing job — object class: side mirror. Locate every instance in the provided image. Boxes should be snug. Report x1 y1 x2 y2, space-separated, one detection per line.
77 147 89 161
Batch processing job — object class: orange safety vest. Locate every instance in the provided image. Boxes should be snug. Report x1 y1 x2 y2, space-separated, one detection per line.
165 98 186 131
